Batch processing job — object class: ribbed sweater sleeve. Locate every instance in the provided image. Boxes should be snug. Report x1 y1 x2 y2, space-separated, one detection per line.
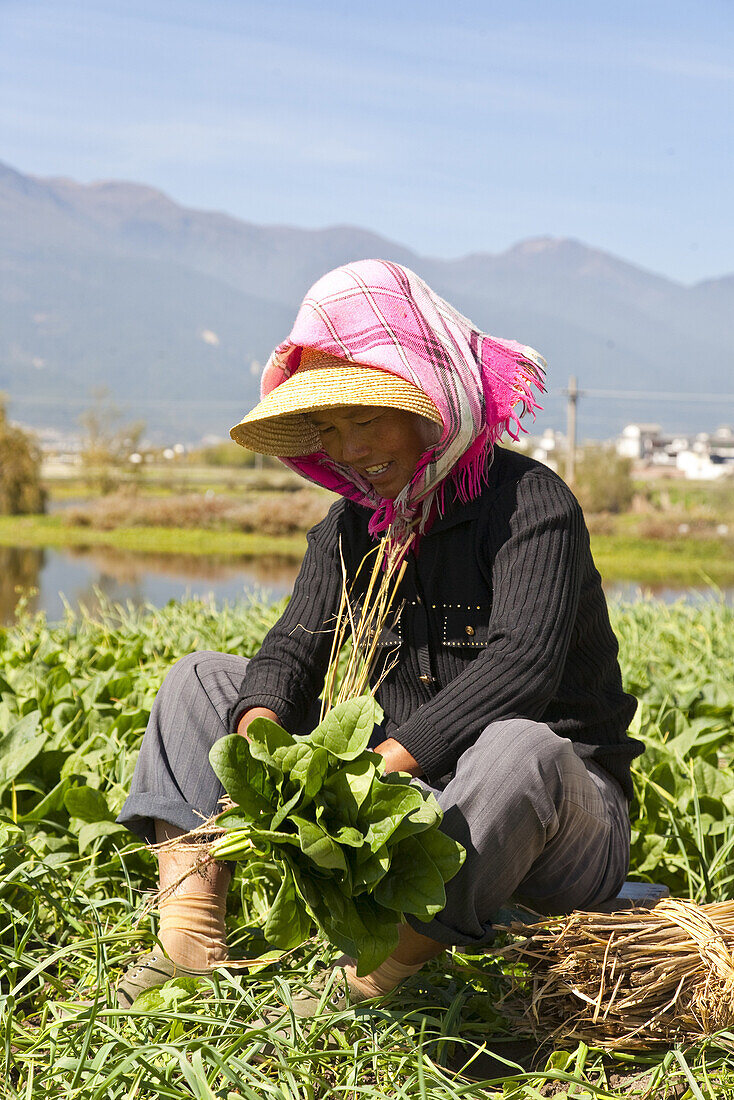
227 501 345 734
393 472 585 779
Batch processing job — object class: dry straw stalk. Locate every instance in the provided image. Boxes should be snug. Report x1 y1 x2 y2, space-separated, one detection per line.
319 534 409 719
496 897 734 1048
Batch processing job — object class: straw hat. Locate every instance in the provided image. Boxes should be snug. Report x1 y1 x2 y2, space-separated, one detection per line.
230 349 443 457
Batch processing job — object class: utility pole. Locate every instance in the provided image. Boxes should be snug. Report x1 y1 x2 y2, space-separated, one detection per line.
566 375 578 487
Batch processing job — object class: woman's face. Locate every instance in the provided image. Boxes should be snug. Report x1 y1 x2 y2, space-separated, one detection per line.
309 406 441 499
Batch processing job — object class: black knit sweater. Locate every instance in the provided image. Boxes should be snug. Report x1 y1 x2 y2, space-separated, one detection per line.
229 447 642 798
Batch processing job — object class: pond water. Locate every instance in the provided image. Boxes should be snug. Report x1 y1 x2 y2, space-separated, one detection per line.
0 545 301 625
1 545 732 626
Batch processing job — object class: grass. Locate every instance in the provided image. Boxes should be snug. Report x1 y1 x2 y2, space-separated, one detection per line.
591 534 734 586
0 514 307 560
1 594 734 1096
636 477 734 518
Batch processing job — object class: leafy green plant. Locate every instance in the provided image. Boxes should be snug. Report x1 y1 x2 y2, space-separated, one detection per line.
612 597 734 900
209 696 465 974
1 594 733 1097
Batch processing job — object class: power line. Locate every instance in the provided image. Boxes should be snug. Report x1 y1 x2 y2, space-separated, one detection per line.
558 388 734 403
559 377 734 479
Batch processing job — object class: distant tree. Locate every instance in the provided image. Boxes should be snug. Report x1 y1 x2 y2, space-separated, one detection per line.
79 388 146 493
192 441 255 468
0 396 46 514
562 446 634 514
185 442 281 470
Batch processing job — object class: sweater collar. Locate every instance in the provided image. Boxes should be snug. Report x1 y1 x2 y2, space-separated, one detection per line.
423 449 504 535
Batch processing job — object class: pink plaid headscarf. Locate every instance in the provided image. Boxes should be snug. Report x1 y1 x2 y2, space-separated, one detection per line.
261 259 546 543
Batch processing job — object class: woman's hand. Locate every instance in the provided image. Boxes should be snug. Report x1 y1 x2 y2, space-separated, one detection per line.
373 737 423 777
236 707 281 739
236 715 422 778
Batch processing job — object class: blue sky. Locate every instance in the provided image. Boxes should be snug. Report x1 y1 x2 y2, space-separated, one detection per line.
1 0 733 284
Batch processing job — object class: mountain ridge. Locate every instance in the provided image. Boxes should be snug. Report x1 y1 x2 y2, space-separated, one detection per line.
1 161 731 441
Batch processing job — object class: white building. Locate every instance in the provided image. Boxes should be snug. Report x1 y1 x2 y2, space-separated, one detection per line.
616 423 734 479
676 451 729 480
616 423 663 461
529 428 566 470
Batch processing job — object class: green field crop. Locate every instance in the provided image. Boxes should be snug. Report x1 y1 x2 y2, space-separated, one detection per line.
1 595 733 1097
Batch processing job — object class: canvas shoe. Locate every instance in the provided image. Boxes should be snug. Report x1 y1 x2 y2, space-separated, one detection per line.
116 951 214 1008
288 960 373 1018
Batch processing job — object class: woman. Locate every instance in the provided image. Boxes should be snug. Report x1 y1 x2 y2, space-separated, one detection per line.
117 259 642 1009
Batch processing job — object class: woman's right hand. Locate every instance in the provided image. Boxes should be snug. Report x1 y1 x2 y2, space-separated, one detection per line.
236 707 281 739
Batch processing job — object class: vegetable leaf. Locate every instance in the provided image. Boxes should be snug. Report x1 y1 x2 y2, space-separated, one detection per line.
309 697 381 760
246 717 295 778
64 785 114 823
344 897 401 976
280 742 329 800
291 816 347 871
0 713 47 792
358 780 425 850
209 735 274 818
322 756 377 825
410 825 466 883
388 789 442 844
373 834 446 920
262 862 313 949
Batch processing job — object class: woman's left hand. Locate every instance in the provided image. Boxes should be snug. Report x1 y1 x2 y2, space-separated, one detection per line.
373 738 423 777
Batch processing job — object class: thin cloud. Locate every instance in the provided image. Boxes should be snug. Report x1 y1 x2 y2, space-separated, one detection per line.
634 52 734 82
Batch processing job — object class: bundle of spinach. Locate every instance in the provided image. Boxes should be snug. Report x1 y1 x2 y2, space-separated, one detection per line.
208 696 465 975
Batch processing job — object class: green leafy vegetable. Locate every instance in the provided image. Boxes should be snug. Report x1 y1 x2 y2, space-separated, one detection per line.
1 591 734 1092
209 696 465 975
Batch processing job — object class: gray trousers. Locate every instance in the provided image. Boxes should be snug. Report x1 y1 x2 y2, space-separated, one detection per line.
118 651 631 948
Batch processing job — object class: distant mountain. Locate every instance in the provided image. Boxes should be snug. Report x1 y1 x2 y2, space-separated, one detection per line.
1 160 731 442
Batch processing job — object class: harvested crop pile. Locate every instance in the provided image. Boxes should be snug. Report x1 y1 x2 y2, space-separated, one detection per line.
499 898 734 1048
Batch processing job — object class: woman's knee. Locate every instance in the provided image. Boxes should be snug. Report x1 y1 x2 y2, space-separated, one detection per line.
164 650 222 681
152 651 208 708
438 719 586 839
462 719 576 791
156 650 246 703
520 721 584 792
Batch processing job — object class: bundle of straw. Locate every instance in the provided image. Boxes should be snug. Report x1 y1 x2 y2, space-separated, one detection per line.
319 533 410 719
497 898 734 1048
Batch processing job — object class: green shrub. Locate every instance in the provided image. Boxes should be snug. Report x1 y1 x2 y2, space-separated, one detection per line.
566 446 634 514
0 398 46 514
191 441 255 467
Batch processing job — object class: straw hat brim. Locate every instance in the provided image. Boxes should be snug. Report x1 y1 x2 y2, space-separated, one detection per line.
230 366 443 457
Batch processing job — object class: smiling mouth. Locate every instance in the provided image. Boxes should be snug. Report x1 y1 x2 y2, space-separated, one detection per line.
364 462 391 478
